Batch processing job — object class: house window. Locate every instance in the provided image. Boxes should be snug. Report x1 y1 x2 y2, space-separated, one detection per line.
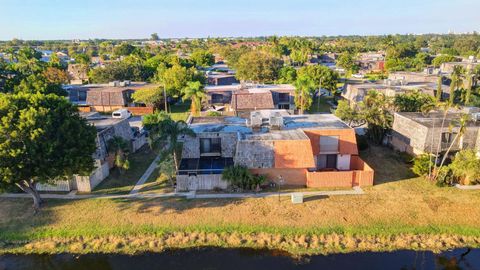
319 135 339 153
78 90 87 102
278 104 290 110
317 154 338 169
441 132 456 144
211 94 223 104
278 93 290 103
200 138 221 155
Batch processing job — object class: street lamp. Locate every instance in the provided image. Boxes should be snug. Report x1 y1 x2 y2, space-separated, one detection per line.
277 175 285 202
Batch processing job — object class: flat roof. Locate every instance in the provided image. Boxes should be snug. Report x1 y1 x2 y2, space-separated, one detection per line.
80 113 126 131
396 112 480 128
189 111 350 136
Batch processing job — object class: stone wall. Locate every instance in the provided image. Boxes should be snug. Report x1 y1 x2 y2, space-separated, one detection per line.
235 140 275 168
182 132 238 159
391 114 429 154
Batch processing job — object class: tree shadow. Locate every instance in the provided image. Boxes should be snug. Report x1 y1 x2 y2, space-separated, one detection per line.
359 145 417 185
303 195 329 203
111 197 243 215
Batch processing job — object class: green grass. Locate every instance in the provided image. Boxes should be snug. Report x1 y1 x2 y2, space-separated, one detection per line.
91 146 158 195
1 146 479 255
308 96 334 113
169 101 191 122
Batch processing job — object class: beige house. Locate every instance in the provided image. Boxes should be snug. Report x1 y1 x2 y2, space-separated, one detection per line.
36 112 147 193
390 110 480 156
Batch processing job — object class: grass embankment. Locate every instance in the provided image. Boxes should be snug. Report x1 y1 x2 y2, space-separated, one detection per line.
1 146 480 255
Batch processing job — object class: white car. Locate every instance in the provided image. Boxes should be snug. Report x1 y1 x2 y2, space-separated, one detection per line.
112 109 132 119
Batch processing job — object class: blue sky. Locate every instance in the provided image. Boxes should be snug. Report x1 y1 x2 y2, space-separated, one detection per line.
1 0 480 40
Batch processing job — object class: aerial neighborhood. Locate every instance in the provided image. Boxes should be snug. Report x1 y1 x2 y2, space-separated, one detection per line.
1 32 480 260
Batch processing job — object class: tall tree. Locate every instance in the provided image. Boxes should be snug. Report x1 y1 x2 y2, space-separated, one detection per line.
235 51 283 83
107 136 130 173
449 65 465 104
0 93 97 211
294 75 316 114
182 81 206 116
143 113 195 170
297 65 339 95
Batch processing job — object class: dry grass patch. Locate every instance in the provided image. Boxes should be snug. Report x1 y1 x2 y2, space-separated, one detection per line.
1 146 479 254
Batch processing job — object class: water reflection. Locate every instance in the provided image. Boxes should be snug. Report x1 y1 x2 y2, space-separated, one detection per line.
0 248 479 270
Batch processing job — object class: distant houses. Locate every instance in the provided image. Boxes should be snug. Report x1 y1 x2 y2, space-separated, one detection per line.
65 81 156 115
205 84 296 117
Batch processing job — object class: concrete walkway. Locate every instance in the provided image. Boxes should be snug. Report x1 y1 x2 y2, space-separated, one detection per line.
0 187 364 201
129 154 162 194
455 184 480 190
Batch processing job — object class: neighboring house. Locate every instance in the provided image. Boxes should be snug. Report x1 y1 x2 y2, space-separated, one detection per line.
390 109 480 156
37 112 147 192
440 58 480 74
38 50 71 63
356 52 385 74
67 63 89 84
65 81 155 114
207 74 239 86
388 70 441 84
342 79 449 106
177 110 374 191
205 84 296 115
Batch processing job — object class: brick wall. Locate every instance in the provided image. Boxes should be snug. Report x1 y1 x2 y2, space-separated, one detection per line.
127 106 154 115
250 168 307 186
306 170 354 188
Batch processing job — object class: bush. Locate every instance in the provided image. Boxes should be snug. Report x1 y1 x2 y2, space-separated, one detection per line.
412 154 433 177
222 165 266 191
449 149 480 185
206 111 221 117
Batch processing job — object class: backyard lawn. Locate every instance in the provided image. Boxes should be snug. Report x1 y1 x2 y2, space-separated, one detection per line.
308 96 334 113
169 101 190 122
91 145 159 195
1 146 480 254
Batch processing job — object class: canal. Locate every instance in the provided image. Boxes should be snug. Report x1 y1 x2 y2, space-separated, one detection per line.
1 247 479 269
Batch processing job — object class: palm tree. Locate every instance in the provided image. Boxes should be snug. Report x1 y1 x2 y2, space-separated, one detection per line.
182 81 206 116
107 136 130 173
449 65 465 104
433 101 453 168
143 112 195 170
436 76 443 102
464 69 474 105
294 75 316 114
435 114 469 178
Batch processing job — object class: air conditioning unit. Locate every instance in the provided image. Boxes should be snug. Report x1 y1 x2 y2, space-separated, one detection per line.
250 112 262 128
269 112 284 130
472 113 480 122
109 81 120 87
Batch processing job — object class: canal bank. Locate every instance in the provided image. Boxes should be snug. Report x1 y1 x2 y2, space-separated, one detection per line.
1 231 480 256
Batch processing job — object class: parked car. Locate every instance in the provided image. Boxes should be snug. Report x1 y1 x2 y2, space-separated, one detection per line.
112 109 132 119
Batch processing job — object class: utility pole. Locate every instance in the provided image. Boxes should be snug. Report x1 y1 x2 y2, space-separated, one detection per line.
163 85 168 113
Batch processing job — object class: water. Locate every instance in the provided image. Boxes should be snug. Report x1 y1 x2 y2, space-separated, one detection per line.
1 247 479 270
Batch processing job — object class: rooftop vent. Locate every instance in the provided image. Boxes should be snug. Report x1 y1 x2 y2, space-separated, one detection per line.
269 112 284 130
250 111 262 128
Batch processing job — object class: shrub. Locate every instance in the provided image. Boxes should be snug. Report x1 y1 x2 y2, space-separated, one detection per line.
206 111 221 117
449 149 480 185
222 165 266 191
412 154 433 177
